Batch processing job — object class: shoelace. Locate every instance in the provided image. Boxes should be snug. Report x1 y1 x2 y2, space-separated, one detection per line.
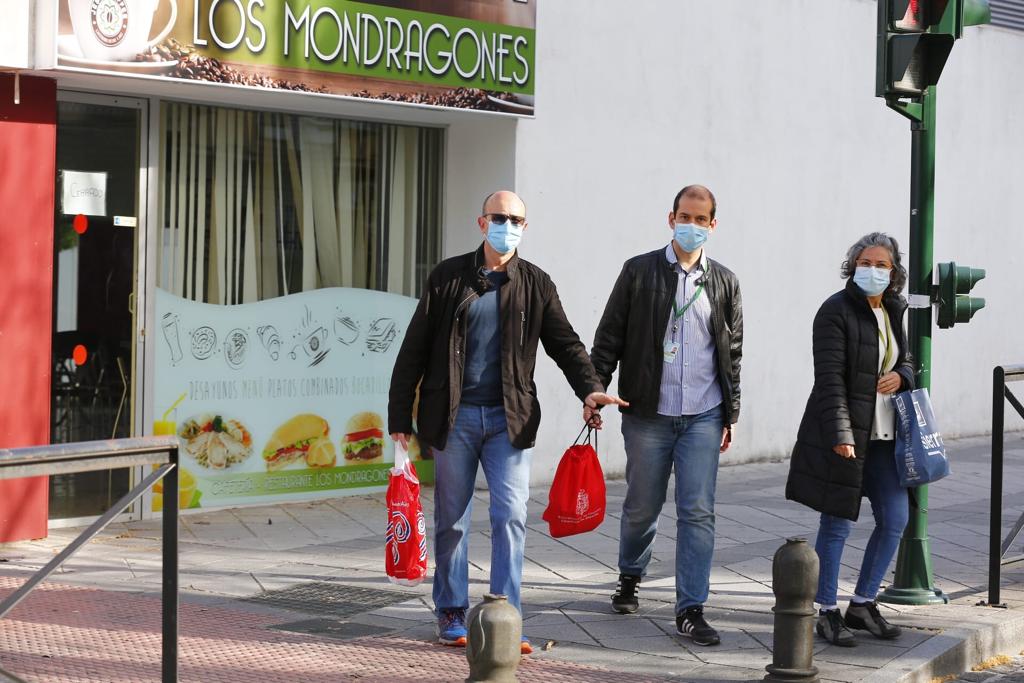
439 610 465 629
863 602 889 626
825 610 850 636
685 607 710 629
615 576 640 598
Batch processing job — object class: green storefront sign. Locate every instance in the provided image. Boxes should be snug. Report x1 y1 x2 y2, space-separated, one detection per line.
56 0 537 114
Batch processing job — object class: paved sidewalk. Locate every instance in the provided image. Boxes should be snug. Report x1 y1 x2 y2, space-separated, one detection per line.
2 434 1024 682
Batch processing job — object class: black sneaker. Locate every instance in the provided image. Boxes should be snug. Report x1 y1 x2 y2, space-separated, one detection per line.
675 606 721 646
845 601 901 639
816 608 857 647
611 573 641 614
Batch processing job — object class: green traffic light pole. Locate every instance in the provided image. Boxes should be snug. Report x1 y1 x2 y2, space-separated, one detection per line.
878 87 948 605
872 0 991 606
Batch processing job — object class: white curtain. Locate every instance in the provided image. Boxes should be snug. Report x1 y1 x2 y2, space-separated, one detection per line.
158 103 443 304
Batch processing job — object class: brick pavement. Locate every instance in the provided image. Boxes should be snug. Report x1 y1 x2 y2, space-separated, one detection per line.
0 577 658 683
2 434 1024 682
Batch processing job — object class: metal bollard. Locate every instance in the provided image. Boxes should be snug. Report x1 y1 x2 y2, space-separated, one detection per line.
465 594 521 683
764 537 820 683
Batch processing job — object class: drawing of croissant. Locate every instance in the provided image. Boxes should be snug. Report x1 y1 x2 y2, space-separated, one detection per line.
257 325 281 361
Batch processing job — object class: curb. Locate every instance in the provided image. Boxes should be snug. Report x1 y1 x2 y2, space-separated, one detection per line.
864 610 1024 683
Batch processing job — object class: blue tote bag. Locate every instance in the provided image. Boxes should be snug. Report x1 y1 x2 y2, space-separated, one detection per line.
892 388 951 487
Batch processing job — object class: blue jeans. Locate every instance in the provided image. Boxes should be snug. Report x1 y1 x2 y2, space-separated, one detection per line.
814 440 909 606
618 406 724 614
432 404 532 614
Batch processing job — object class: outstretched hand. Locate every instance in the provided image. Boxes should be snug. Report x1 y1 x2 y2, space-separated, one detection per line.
582 392 628 430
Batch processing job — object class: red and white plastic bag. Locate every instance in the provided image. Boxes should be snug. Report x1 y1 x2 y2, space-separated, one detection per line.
542 424 606 538
385 443 428 586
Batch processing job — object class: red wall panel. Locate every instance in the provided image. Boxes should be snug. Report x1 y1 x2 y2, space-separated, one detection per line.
0 75 57 542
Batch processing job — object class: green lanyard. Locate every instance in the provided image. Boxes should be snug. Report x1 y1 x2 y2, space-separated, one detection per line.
673 284 704 320
670 283 705 343
877 308 894 373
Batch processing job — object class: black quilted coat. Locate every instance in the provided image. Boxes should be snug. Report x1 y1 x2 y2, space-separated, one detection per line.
785 279 915 521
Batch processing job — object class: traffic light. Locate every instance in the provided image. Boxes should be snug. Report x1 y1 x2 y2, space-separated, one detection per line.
936 261 985 328
877 0 959 98
964 0 992 26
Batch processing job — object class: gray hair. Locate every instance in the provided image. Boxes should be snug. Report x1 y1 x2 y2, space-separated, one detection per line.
840 232 907 295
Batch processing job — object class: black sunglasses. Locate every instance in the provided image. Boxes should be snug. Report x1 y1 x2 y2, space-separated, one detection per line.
485 213 527 227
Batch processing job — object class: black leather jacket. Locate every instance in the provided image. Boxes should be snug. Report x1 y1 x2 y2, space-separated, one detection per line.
389 245 602 450
590 247 743 424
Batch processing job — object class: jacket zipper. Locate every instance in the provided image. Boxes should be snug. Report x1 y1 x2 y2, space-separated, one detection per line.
520 311 526 347
449 290 478 422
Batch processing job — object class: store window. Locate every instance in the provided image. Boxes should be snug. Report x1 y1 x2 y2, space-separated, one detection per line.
156 102 444 302
149 103 444 513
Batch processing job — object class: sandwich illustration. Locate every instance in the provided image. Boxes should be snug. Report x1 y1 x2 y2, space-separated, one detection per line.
365 318 397 352
262 414 330 471
342 411 385 464
305 437 337 468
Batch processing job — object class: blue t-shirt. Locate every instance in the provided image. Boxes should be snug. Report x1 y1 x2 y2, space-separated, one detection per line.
461 270 509 406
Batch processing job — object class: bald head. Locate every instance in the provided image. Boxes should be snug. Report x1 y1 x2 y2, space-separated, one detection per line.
481 190 526 217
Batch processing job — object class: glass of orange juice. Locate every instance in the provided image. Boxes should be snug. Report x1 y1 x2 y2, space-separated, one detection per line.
153 420 176 436
152 419 177 511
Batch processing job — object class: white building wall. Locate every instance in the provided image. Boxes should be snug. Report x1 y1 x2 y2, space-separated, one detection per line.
507 0 1024 484
444 116 518 258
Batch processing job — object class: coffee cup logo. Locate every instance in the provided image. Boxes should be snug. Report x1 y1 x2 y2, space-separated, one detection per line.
91 0 129 47
67 0 177 62
303 327 327 356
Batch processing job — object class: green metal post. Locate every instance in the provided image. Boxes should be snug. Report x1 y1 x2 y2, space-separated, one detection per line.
879 87 948 606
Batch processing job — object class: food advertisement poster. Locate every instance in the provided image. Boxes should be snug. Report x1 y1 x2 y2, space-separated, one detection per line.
56 0 536 115
152 287 430 512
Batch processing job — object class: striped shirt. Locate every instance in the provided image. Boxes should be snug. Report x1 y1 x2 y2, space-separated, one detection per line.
657 244 723 417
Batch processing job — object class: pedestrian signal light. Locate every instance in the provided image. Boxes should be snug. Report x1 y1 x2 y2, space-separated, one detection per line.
936 261 986 328
877 0 957 98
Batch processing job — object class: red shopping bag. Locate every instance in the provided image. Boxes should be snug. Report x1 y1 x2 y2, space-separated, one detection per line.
542 424 606 538
385 443 428 586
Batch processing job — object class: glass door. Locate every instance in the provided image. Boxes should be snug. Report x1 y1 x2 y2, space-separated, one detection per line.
50 94 147 521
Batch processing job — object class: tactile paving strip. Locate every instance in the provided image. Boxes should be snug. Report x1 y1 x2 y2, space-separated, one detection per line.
241 581 415 617
0 576 668 682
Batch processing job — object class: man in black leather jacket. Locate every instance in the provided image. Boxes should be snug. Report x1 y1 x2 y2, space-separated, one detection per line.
389 190 625 653
588 185 742 646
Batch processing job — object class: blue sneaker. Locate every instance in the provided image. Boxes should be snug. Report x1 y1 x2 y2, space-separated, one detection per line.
437 609 467 646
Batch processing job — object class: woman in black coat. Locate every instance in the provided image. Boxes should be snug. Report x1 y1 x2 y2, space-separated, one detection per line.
786 233 915 647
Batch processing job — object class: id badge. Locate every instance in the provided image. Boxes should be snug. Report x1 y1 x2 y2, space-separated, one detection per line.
663 340 680 363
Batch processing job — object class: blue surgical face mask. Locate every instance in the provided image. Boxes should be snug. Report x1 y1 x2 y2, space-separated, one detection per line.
673 223 710 253
486 220 523 255
853 266 891 296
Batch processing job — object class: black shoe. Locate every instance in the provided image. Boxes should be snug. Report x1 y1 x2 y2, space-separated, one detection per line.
675 606 721 646
816 608 857 647
611 573 641 614
845 601 901 639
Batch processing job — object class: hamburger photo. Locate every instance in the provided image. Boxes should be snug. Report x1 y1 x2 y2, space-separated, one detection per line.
342 412 385 464
262 414 330 471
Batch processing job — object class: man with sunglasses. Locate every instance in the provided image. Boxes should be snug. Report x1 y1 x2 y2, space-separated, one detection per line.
389 190 626 654
588 184 743 646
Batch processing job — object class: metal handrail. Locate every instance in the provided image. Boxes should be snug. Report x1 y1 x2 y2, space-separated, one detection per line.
0 437 179 682
987 366 1024 607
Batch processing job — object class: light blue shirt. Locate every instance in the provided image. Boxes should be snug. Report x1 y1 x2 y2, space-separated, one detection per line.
657 244 723 417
